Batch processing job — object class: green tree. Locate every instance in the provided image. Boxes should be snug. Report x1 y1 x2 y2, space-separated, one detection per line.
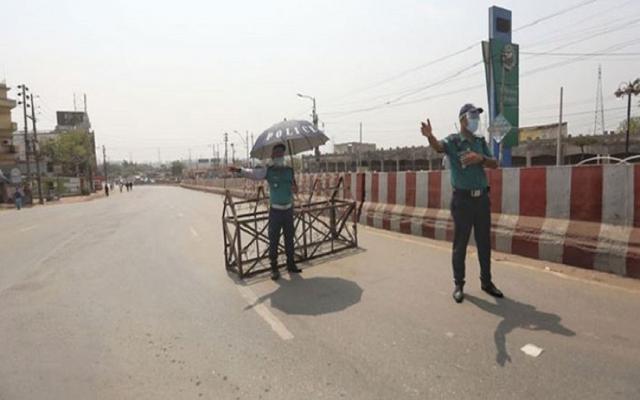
41 130 93 176
616 116 640 136
572 135 599 161
171 160 185 177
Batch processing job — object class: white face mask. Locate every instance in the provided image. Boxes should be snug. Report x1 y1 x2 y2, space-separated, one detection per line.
273 157 285 166
466 118 479 133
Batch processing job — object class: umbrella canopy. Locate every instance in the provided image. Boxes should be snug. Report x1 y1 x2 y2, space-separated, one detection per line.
250 119 329 160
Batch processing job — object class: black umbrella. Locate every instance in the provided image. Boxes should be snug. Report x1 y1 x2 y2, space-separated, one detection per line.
250 119 329 160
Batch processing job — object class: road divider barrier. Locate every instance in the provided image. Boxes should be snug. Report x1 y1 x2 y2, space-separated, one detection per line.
182 164 640 279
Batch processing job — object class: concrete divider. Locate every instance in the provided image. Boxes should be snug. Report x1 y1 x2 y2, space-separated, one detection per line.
181 164 640 279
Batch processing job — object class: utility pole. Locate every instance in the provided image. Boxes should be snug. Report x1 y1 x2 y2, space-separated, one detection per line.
615 78 640 157
245 130 249 162
358 122 363 171
83 93 87 113
231 143 236 164
17 85 32 190
224 132 229 167
73 93 77 111
250 133 254 167
556 87 563 166
102 145 108 183
29 93 44 204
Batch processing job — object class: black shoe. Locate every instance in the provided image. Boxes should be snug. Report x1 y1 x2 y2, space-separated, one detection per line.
481 282 504 298
452 286 464 303
270 270 280 281
286 264 302 273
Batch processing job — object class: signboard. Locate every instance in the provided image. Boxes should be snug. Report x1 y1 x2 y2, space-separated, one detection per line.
59 177 81 195
10 168 21 184
484 39 519 147
56 111 86 127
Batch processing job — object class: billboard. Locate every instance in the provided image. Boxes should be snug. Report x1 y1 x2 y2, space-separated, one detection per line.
56 111 87 127
483 39 519 148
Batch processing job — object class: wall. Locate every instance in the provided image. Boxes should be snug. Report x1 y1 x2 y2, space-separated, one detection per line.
183 164 640 279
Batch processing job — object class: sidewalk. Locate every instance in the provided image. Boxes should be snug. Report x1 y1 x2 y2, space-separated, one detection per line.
0 191 106 211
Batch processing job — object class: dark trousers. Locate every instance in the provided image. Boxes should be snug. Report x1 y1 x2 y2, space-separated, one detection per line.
268 207 295 269
450 190 492 287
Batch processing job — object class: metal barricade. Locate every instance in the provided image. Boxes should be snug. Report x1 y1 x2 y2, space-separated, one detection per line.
222 176 358 278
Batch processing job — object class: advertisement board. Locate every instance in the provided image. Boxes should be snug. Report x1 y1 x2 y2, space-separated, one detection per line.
56 111 86 127
483 39 519 147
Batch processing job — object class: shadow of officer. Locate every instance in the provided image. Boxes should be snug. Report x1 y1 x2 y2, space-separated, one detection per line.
466 294 576 366
244 274 363 316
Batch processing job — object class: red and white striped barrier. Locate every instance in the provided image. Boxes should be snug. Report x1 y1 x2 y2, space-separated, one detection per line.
183 164 640 279
339 165 640 279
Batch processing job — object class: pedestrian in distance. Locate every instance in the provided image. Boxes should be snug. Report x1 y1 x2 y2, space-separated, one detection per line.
105 183 110 197
13 187 23 210
421 103 504 303
119 183 123 193
229 143 302 280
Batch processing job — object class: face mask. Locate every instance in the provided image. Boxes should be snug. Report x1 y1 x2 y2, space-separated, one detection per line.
273 157 285 166
467 118 479 133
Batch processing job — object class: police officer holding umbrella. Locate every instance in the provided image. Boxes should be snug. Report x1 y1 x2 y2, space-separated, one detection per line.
421 103 504 303
229 119 329 280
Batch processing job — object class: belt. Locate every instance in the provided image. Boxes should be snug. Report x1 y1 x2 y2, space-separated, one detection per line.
270 203 293 210
454 187 489 198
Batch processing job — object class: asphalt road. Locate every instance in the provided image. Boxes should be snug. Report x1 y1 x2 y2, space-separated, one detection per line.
1 186 639 400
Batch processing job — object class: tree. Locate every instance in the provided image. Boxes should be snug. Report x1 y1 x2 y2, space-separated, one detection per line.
616 116 640 136
171 160 185 177
41 130 93 176
572 135 599 161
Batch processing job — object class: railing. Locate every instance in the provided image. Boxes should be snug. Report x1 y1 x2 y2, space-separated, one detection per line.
222 177 358 278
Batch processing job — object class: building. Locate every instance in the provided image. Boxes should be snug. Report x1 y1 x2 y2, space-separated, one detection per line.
519 122 567 141
0 82 17 203
333 142 376 154
0 82 17 174
302 131 640 173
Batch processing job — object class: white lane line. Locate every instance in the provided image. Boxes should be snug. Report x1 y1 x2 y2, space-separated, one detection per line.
189 226 200 239
236 285 294 341
20 225 37 232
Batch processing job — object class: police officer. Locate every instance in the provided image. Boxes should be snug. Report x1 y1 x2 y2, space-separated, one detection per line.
421 103 504 303
230 143 302 280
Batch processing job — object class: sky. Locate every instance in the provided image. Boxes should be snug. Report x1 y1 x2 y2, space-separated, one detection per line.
2 0 640 163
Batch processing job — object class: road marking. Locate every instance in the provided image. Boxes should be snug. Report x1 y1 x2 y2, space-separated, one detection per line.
20 225 37 232
236 285 294 341
189 226 200 239
177 212 184 218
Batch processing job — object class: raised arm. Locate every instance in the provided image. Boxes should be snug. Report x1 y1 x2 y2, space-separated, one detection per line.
228 166 267 181
420 118 445 153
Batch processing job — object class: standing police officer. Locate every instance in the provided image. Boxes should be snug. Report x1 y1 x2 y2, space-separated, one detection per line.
230 144 302 281
420 103 504 303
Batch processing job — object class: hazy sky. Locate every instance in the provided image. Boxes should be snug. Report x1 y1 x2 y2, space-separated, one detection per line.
2 0 640 162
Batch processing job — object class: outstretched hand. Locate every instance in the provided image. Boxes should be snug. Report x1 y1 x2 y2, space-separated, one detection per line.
420 118 434 139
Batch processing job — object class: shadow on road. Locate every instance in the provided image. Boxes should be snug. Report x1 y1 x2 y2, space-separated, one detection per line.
245 274 363 316
465 294 576 366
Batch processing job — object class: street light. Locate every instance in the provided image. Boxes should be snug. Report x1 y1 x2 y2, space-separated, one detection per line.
614 78 640 157
297 93 318 128
297 93 321 161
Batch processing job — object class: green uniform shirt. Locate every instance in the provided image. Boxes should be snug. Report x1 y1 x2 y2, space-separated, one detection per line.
266 166 294 206
440 133 493 190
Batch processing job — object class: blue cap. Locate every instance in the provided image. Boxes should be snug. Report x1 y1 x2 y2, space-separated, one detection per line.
459 103 483 118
